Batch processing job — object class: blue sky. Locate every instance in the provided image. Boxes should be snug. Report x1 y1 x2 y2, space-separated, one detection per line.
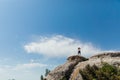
0 0 120 80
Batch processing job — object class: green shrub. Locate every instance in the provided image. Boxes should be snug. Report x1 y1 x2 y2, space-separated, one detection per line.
79 63 120 80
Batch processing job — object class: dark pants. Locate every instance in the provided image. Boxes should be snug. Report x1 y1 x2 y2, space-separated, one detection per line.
78 51 81 55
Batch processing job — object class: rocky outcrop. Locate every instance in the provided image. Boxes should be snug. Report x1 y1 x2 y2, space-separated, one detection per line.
67 55 87 62
46 52 120 80
46 55 87 80
70 52 120 80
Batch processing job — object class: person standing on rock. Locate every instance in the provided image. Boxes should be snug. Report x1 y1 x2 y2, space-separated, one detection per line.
78 47 81 55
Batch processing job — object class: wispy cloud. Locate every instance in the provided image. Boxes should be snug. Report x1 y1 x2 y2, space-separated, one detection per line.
0 62 48 80
13 62 48 70
0 62 47 71
24 35 101 57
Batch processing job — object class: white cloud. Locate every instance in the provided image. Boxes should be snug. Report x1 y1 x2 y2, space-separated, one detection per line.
0 62 48 80
13 62 48 70
24 35 101 57
0 62 47 71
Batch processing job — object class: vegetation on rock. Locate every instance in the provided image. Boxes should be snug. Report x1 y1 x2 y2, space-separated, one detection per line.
40 69 50 80
79 63 120 80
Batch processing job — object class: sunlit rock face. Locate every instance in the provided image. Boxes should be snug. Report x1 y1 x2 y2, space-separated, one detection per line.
46 55 87 80
46 52 120 80
70 52 120 80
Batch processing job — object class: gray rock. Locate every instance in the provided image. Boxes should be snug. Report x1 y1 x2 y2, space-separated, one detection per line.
46 55 87 80
70 52 120 80
46 52 120 80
